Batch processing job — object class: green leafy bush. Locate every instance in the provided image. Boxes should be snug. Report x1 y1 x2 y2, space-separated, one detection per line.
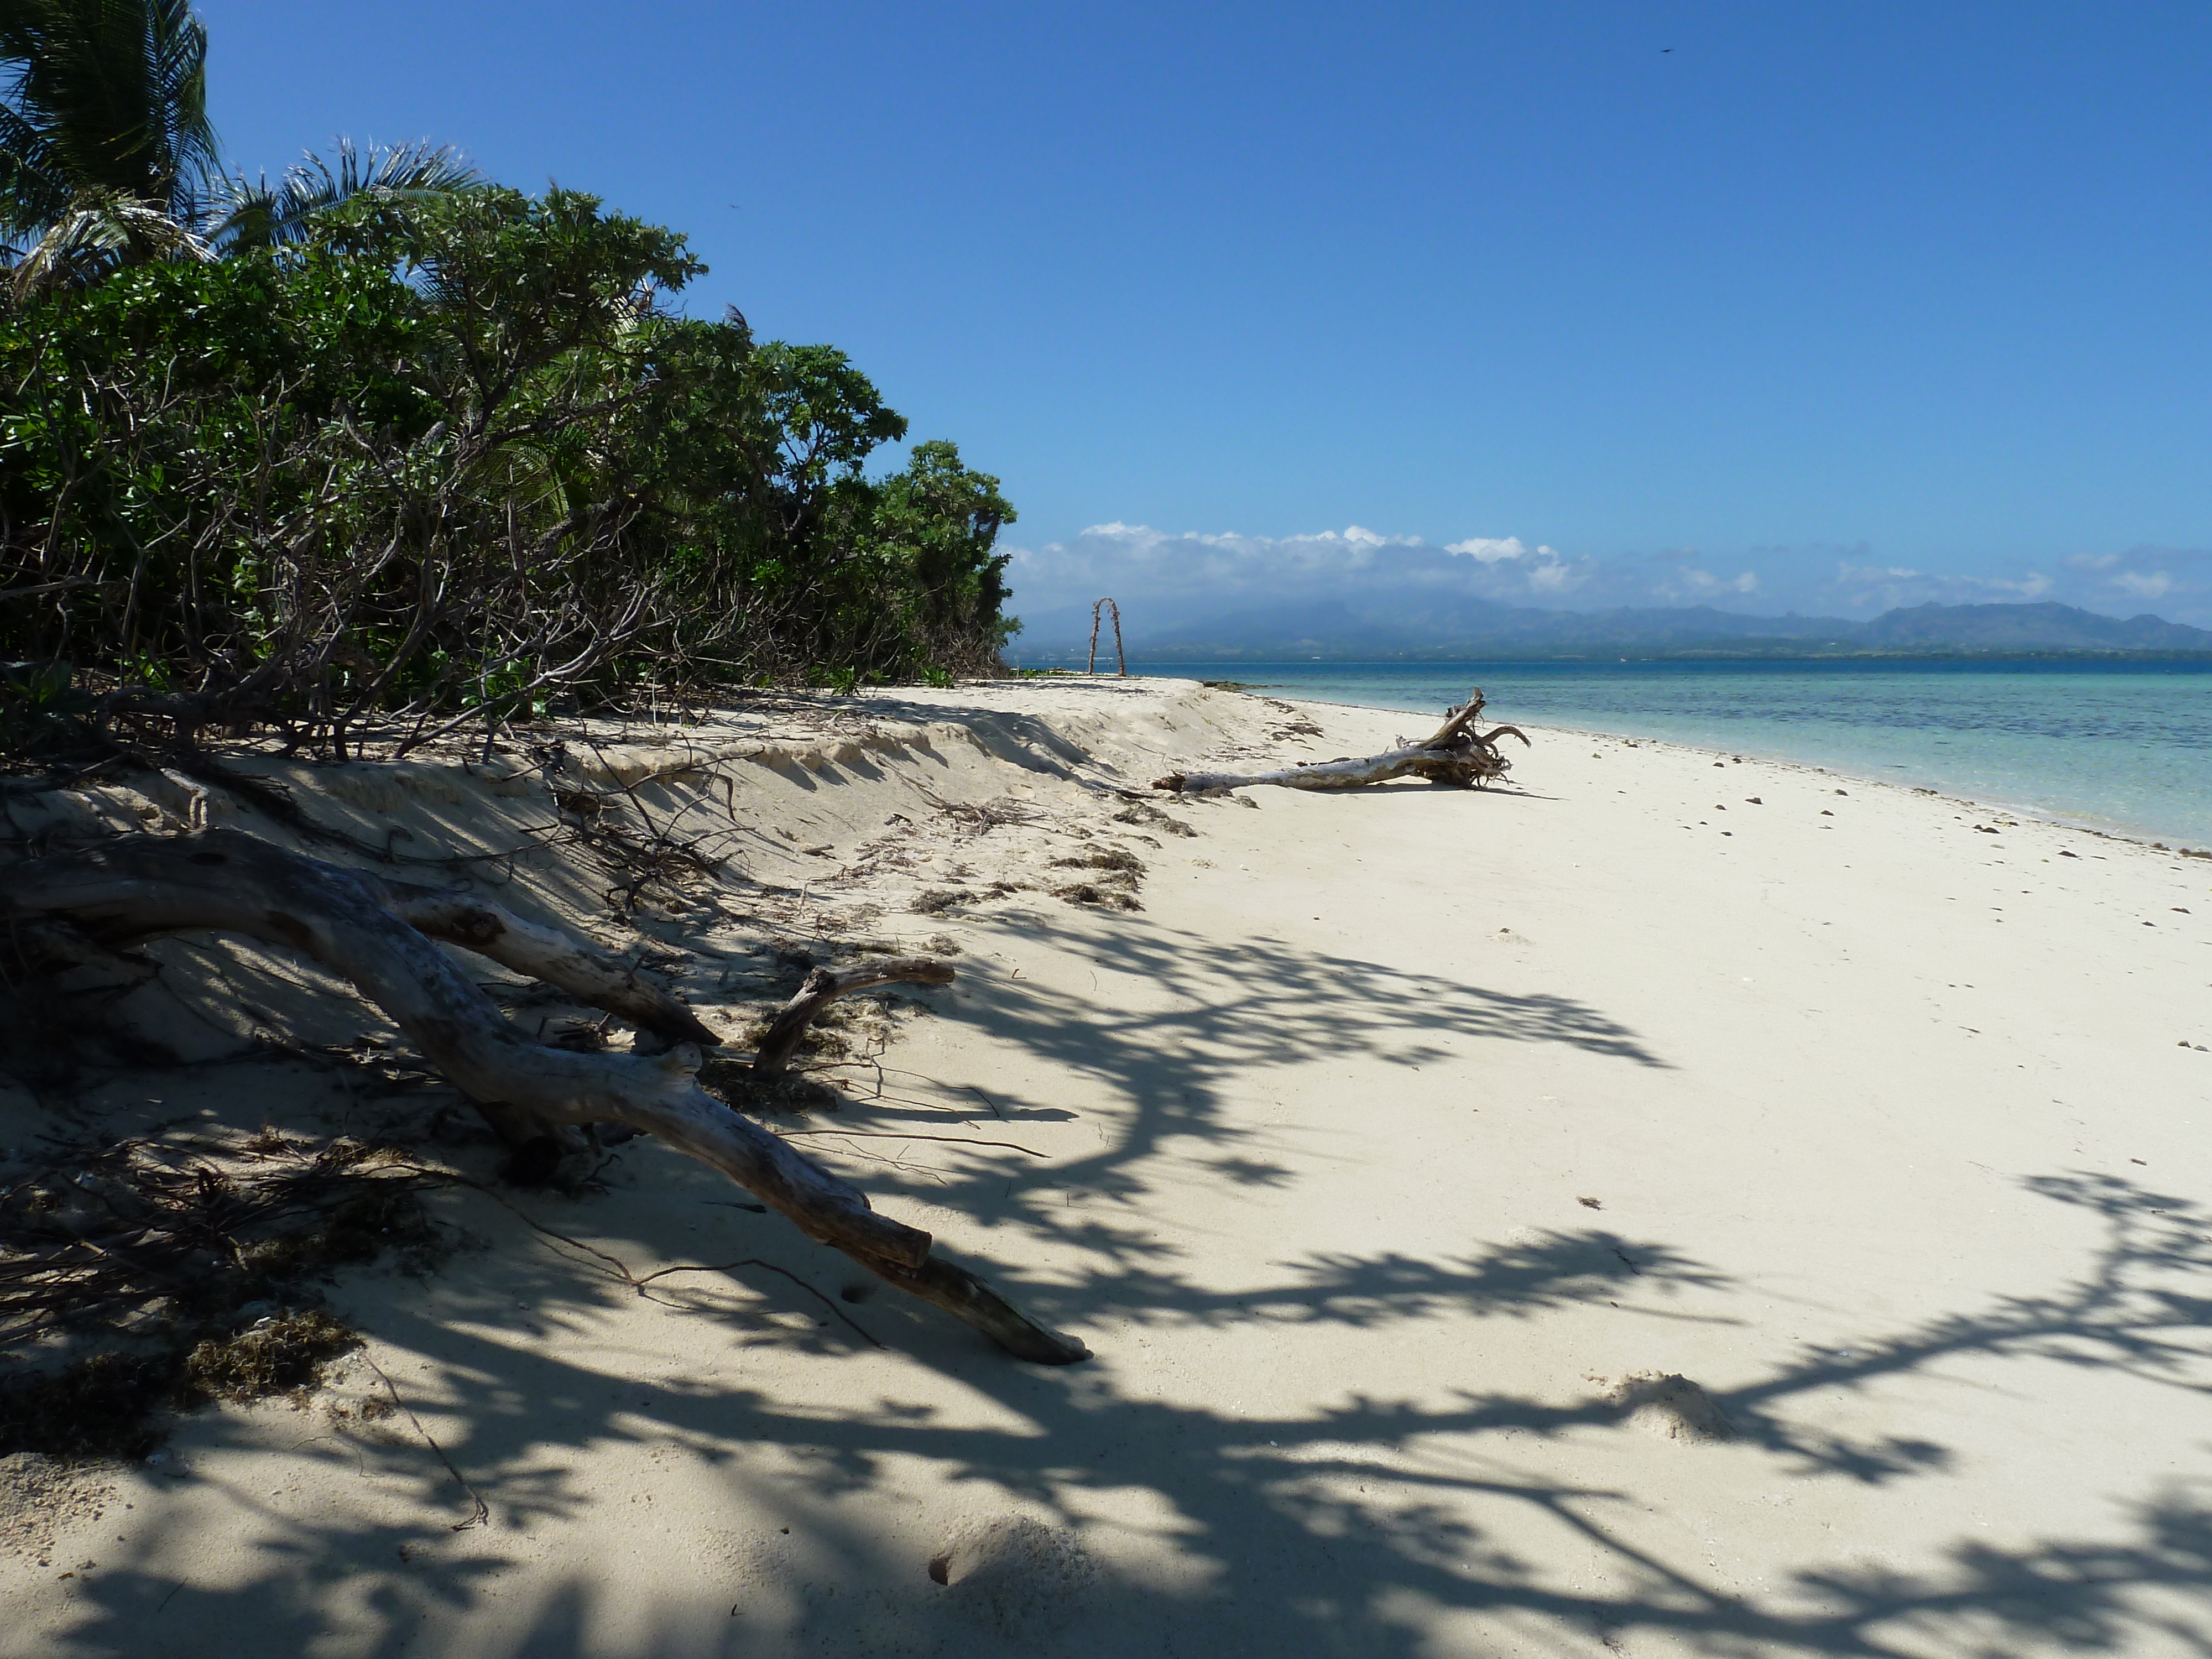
0 657 92 752
0 186 1017 753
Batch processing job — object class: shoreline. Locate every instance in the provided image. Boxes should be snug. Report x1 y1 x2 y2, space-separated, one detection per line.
1256 684 2212 855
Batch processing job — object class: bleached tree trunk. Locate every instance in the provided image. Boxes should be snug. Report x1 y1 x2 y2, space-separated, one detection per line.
384 883 721 1047
3 831 1087 1364
1157 688 1528 795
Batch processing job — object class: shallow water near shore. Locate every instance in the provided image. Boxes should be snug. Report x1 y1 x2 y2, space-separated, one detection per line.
1133 657 2212 846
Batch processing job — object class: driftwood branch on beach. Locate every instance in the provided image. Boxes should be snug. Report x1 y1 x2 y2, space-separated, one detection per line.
1155 687 1528 795
383 882 722 1048
2 831 1088 1365
754 958 957 1082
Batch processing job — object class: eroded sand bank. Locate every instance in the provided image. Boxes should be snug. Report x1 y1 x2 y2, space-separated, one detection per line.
4 677 2210 1658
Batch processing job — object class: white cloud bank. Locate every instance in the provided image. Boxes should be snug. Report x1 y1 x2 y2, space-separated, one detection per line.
1444 535 1550 562
1008 521 1620 613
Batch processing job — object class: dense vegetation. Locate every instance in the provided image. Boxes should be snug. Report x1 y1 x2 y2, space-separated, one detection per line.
0 0 1015 757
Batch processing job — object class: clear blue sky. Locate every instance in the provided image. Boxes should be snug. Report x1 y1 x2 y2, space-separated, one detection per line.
199 2 2212 623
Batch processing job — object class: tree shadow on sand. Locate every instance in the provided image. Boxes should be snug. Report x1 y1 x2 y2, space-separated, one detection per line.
21 868 2211 1657
778 904 1668 1265
40 1159 2212 1658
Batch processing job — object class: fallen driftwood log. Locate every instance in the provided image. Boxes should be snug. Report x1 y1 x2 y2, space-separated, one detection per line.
2 830 1087 1364
1155 687 1528 795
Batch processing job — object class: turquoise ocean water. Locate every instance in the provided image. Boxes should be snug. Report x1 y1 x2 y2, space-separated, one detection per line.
1132 659 2212 847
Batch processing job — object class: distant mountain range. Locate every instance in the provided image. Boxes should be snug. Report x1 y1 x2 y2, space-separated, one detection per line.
1011 599 2212 662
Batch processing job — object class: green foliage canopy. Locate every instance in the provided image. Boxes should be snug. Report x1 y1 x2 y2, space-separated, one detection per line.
0 183 1019 752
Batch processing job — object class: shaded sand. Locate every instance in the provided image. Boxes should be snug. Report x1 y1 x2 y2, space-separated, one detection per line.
4 678 2210 1657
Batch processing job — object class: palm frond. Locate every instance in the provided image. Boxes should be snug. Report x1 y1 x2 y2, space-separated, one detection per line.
11 183 211 296
0 98 67 241
0 0 218 228
216 137 479 251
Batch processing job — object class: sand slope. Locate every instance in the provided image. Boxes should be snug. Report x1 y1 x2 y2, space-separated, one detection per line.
4 679 2210 1658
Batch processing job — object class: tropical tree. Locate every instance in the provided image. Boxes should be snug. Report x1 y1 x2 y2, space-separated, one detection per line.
0 13 1020 749
0 0 478 293
216 135 478 253
0 0 217 285
0 0 215 222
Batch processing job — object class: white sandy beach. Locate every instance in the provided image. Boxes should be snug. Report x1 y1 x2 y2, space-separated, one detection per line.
4 676 2210 1658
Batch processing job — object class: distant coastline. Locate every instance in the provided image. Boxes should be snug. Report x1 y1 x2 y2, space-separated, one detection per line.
1008 598 2212 666
1017 644 2212 666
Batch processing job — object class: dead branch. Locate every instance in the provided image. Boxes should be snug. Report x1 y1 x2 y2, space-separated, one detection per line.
359 1353 492 1531
384 881 719 1047
1087 597 1126 676
753 959 957 1082
1 831 1087 1363
1155 687 1529 795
